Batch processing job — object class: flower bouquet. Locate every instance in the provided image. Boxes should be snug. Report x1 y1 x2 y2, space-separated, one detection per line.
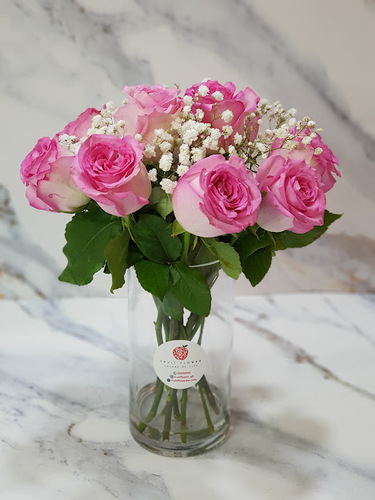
21 80 341 456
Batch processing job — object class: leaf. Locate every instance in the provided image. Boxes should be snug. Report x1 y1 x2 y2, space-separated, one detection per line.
148 187 173 219
158 293 184 321
132 214 182 263
235 228 273 260
59 202 122 285
169 261 211 317
240 245 273 287
105 229 130 293
134 260 170 300
203 238 242 279
273 210 342 250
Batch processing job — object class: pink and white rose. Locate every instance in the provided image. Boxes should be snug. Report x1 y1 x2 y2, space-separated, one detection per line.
184 80 260 142
71 134 151 217
114 84 183 141
20 136 89 212
61 107 100 138
172 154 261 237
256 154 326 234
272 127 340 192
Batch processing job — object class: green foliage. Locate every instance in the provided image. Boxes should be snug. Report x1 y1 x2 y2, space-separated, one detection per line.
59 202 122 285
132 214 182 263
203 238 242 279
105 229 130 293
147 187 173 219
134 260 170 300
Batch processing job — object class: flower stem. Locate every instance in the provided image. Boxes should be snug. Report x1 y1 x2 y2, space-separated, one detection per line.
180 389 188 443
163 388 174 441
199 384 215 435
137 378 165 433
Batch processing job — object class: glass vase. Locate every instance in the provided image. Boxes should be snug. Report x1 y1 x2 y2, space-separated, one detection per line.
127 262 234 457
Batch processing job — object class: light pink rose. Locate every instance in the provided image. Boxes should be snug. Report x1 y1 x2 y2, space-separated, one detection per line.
184 80 260 142
172 155 261 237
20 136 90 212
114 84 183 141
71 134 151 217
61 107 100 138
271 127 340 192
256 154 326 234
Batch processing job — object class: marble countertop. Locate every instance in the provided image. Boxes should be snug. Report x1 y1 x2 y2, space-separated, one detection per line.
1 293 375 499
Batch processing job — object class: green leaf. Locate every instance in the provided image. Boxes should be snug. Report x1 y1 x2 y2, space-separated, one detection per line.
235 228 273 260
134 260 170 300
169 261 211 316
241 245 273 287
158 293 184 321
148 186 173 219
105 229 130 293
59 202 122 286
172 219 185 236
273 210 342 250
132 214 182 263
203 238 242 279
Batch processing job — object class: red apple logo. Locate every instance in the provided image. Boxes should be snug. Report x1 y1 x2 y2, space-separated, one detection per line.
173 345 188 360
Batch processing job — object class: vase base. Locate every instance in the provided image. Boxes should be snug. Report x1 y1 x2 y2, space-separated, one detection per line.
129 382 230 457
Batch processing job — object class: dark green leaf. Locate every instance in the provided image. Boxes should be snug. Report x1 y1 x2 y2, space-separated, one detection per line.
105 229 130 293
235 228 273 260
132 214 182 263
169 261 211 316
134 260 170 300
203 238 242 279
59 202 122 285
273 210 342 250
241 245 273 287
158 292 184 321
148 187 173 219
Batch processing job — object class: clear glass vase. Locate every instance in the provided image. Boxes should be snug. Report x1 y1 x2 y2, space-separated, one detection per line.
127 262 234 457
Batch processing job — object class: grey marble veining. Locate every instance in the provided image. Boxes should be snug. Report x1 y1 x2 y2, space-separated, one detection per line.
1 0 375 298
1 294 375 499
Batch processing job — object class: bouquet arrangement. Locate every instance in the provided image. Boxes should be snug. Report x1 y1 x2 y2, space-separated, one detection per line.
20 80 341 453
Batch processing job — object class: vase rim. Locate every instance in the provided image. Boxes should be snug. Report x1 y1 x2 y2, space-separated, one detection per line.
189 260 220 269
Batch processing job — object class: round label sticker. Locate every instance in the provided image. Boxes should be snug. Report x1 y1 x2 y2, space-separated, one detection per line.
153 340 206 389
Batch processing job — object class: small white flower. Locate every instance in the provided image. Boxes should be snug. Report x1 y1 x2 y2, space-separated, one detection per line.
212 91 224 101
117 119 125 128
148 168 158 182
302 136 312 145
183 105 192 116
134 134 143 142
144 144 156 158
308 120 316 128
177 164 189 176
160 178 177 194
228 145 236 156
234 133 243 145
122 98 129 105
92 115 103 128
287 108 297 117
160 141 172 153
198 85 209 97
106 101 117 113
259 98 269 106
183 95 193 105
101 108 112 119
195 109 204 121
288 118 296 127
159 152 173 172
221 109 234 123
314 147 323 155
191 147 205 162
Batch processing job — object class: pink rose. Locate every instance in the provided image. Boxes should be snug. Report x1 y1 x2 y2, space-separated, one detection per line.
184 80 260 142
172 155 261 237
271 127 340 192
71 134 151 217
114 84 183 141
61 107 100 138
20 136 90 212
256 154 326 234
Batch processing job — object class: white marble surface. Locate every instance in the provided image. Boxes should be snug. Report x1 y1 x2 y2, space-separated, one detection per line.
1 294 375 499
1 0 375 298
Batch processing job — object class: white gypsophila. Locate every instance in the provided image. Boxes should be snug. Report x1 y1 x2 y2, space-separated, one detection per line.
212 91 224 101
219 147 225 154
183 105 192 116
159 152 173 172
228 145 237 156
154 129 174 142
148 168 158 182
183 95 193 106
302 136 312 145
198 85 209 97
234 133 243 145
144 144 156 159
288 118 297 127
255 142 267 153
160 178 177 194
122 98 129 105
310 132 317 139
178 144 190 165
177 164 189 176
191 147 205 162
314 147 323 155
101 108 112 119
222 125 233 137
182 128 199 145
92 115 103 128
221 110 234 123
195 109 204 121
106 101 117 113
59 134 77 145
160 141 172 153
170 117 183 131
288 108 297 117
134 134 143 142
116 119 125 128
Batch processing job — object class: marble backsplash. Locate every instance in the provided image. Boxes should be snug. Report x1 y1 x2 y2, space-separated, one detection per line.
1 0 374 299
